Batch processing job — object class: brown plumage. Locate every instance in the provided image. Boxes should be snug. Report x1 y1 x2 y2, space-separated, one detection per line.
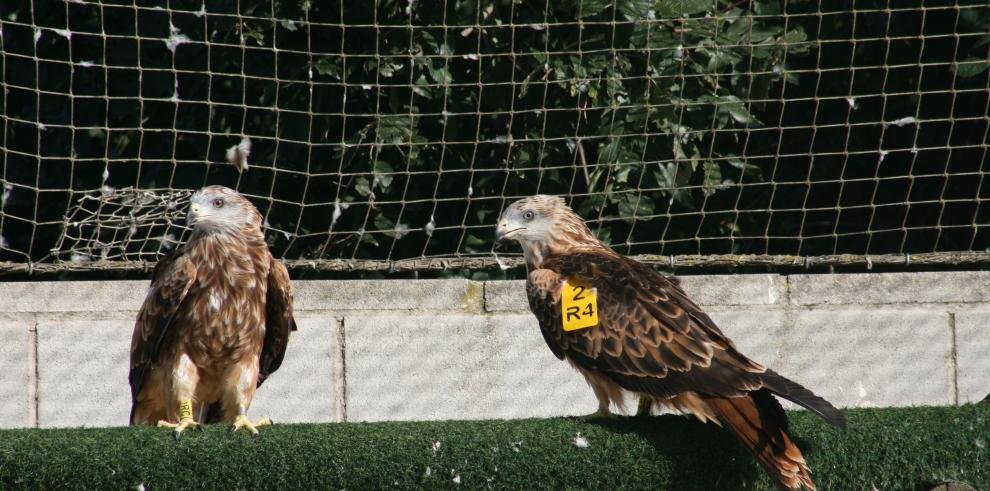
129 185 296 437
496 195 845 490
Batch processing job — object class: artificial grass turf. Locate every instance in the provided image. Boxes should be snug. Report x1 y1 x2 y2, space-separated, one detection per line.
0 405 986 490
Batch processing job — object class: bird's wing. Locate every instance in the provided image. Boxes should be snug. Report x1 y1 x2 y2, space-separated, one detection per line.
257 257 296 387
530 250 760 397
532 250 845 426
128 251 197 406
526 268 567 360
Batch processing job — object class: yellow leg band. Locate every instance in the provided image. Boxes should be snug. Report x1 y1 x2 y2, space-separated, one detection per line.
178 399 193 421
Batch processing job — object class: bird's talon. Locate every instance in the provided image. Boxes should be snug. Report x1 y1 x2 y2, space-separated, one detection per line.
159 418 199 439
230 414 270 436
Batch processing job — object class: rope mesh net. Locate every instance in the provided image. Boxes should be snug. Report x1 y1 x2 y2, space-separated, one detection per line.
1 0 988 273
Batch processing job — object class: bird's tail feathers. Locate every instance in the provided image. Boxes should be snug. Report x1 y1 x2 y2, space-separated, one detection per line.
761 369 846 428
705 391 816 490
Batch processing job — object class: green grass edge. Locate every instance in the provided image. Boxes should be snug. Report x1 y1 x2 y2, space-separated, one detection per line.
1 405 987 490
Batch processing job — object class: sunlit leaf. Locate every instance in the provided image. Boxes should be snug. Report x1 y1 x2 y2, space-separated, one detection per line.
656 0 711 17
354 177 372 197
617 193 655 221
702 161 722 197
954 57 990 78
728 158 764 180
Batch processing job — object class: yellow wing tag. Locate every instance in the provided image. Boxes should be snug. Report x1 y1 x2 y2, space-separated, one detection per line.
561 276 599 331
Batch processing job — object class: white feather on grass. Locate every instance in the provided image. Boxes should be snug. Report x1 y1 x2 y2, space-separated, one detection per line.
572 432 589 448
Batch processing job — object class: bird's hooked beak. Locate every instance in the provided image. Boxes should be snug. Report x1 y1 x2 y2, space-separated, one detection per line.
494 219 525 245
186 202 202 226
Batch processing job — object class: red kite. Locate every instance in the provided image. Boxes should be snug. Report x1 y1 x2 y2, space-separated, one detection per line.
496 195 844 490
129 185 295 438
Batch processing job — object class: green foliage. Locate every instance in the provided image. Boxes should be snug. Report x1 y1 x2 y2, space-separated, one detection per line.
0 0 987 267
312 0 811 257
0 405 987 489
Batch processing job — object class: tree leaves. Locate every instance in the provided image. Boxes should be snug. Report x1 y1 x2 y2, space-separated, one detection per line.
617 193 655 221
656 0 712 18
953 57 990 78
716 95 758 126
728 158 763 181
702 160 723 197
310 0 806 259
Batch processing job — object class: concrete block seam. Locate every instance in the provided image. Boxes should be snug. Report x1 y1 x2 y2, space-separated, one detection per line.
27 321 38 428
482 281 489 312
947 312 958 405
334 316 347 423
783 275 792 307
766 274 777 304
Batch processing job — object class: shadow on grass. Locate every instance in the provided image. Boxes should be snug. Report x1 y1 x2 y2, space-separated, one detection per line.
583 414 766 490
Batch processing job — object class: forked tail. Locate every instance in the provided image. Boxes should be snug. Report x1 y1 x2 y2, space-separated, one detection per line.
705 390 816 490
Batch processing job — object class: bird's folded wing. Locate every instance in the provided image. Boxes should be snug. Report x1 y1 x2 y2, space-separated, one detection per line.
530 250 769 400
258 258 296 387
128 252 197 402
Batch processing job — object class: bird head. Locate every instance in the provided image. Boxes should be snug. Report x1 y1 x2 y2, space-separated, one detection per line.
495 195 567 246
186 185 262 233
496 195 601 267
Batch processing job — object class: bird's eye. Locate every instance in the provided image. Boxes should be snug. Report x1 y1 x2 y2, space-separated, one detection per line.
212 198 224 208
523 210 535 221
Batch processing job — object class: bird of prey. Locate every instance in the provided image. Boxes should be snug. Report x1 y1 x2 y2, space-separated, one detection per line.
129 185 296 438
495 195 845 490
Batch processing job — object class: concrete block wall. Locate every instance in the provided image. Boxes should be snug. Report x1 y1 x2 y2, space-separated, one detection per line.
0 271 987 429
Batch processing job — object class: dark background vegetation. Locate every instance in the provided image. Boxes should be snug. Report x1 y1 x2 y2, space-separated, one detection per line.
1 0 988 272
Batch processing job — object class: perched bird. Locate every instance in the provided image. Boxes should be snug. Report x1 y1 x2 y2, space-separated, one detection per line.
495 195 845 490
129 185 296 438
